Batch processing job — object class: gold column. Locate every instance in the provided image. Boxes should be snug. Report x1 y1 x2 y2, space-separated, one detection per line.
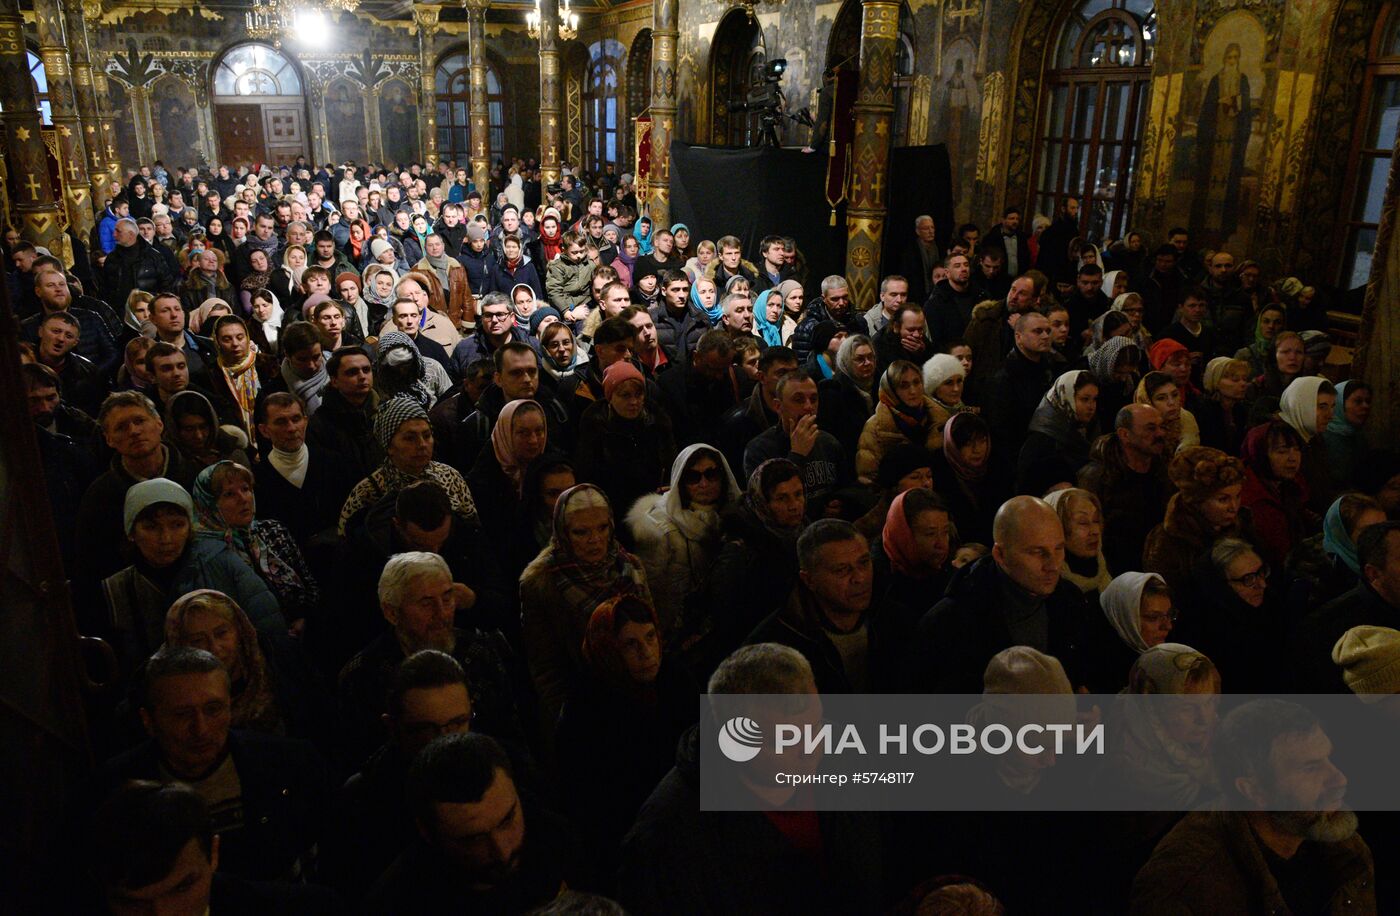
464 0 491 194
414 3 441 169
844 0 899 311
92 68 121 188
33 0 94 240
62 0 106 214
0 0 65 251
1354 122 1400 444
647 0 677 225
537 0 561 185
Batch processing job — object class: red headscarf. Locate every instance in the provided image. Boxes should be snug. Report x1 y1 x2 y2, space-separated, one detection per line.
882 490 924 577
582 594 660 689
540 216 563 262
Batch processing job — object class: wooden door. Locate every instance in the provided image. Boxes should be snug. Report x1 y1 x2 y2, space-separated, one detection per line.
263 104 306 163
216 104 266 166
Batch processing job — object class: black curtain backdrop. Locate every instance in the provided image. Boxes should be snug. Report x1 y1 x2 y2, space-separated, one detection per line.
667 141 952 293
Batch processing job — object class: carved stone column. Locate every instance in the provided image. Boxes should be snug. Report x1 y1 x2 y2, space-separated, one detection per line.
62 0 106 214
32 0 94 239
92 68 121 187
647 0 677 225
0 0 65 251
537 0 561 186
414 3 441 169
844 0 899 311
464 0 491 194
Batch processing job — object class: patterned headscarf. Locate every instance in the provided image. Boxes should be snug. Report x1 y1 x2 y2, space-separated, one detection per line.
192 461 303 598
544 484 650 620
374 394 431 451
744 459 807 546
165 589 283 734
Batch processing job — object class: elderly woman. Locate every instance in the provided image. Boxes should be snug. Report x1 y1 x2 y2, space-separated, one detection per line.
573 361 676 516
1323 380 1372 491
194 460 319 633
626 445 741 636
1111 292 1152 351
1045 487 1113 595
1086 334 1142 423
818 333 878 470
339 395 477 534
555 595 696 888
164 389 250 470
1279 375 1338 514
374 330 452 407
1143 446 1249 593
1176 538 1286 693
1017 369 1100 495
1085 571 1177 693
1195 357 1252 455
856 360 945 483
467 399 551 543
103 479 281 675
520 483 652 730
164 589 322 737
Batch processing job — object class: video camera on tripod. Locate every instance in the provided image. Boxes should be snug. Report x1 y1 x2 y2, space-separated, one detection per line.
728 58 815 148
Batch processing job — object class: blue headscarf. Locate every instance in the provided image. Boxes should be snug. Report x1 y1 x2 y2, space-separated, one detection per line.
633 217 654 256
690 277 723 325
751 289 784 347
1326 380 1366 438
1322 496 1363 575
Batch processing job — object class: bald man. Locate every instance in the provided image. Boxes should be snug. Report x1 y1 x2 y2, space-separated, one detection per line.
915 495 1091 693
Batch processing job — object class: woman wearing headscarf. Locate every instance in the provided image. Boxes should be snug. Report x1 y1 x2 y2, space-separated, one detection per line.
1101 268 1130 302
611 234 640 289
520 483 652 729
1045 487 1113 596
632 216 654 256
929 412 1008 546
1111 292 1152 351
1194 357 1252 455
751 286 787 348
467 399 551 543
164 389 250 470
1086 334 1142 423
554 595 697 890
688 274 723 328
194 460 319 631
345 217 374 267
1323 379 1372 491
538 319 587 382
104 479 282 675
339 395 477 534
504 169 525 212
922 352 972 427
246 288 284 356
164 589 327 739
856 360 944 483
373 330 452 408
627 444 740 636
1239 420 1316 569
361 263 399 332
1134 370 1199 454
1311 494 1390 604
876 487 955 624
121 290 154 343
1278 374 1338 513
669 222 693 261
536 210 564 263
1143 446 1250 593
188 297 234 335
268 244 308 312
1249 329 1305 399
1233 303 1287 378
1084 570 1176 693
816 333 877 469
1016 369 1100 494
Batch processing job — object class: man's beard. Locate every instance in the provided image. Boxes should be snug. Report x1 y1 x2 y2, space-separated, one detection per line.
1273 808 1359 844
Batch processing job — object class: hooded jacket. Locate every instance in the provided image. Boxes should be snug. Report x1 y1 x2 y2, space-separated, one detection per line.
544 255 596 313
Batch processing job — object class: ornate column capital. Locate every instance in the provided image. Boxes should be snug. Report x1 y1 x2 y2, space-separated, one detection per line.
412 2 441 31
461 0 490 13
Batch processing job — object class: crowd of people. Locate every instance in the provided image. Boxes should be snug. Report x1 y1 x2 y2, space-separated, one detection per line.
7 154 1400 915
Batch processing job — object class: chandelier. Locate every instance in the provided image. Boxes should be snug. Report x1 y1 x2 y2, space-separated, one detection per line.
245 0 341 48
526 0 578 41
245 0 285 44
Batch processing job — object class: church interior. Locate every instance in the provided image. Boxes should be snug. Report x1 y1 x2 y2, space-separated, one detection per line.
4 0 1400 912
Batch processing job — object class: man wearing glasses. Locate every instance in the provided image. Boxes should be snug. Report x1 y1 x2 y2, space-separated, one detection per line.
451 291 540 375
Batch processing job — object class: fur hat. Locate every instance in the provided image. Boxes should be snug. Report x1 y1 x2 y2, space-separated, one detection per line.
1167 446 1245 504
1333 626 1400 701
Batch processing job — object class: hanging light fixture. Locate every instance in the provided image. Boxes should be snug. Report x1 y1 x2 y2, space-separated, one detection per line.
324 0 359 10
558 0 579 40
245 0 285 44
526 0 541 39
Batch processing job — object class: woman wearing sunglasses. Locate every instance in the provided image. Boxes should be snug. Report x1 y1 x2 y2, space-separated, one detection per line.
626 444 741 639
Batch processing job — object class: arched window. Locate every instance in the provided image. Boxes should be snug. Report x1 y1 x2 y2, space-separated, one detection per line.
1340 13 1400 289
29 51 52 126
435 51 506 164
584 41 622 169
213 43 302 96
1034 0 1156 242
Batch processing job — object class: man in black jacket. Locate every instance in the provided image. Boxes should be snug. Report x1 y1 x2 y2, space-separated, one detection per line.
307 347 383 482
916 495 1091 693
254 392 355 545
21 266 119 373
986 310 1059 456
926 252 982 348
718 346 798 474
440 342 570 472
83 647 330 882
100 218 173 307
656 330 743 449
648 269 705 363
982 207 1032 279
789 275 866 364
1294 522 1400 692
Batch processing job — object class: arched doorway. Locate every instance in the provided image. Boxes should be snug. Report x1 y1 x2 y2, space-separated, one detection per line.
211 43 308 166
626 29 653 170
709 9 766 146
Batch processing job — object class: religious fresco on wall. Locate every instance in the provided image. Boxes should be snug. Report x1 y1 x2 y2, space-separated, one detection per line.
1174 10 1269 251
325 79 369 164
939 36 981 216
150 75 207 169
378 78 420 166
105 79 142 174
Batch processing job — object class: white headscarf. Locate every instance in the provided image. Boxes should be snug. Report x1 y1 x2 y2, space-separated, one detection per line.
1101 270 1123 299
1100 571 1167 653
1279 375 1330 442
646 443 741 541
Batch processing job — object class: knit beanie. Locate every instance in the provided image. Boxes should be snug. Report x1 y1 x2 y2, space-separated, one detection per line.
982 646 1073 696
370 238 394 259
1167 446 1245 504
335 271 361 291
602 361 645 400
528 306 563 335
123 478 194 534
1333 626 1400 701
876 444 935 491
810 320 841 358
465 223 487 243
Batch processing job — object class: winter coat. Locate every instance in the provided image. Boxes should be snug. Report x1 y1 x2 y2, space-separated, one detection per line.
573 400 677 517
649 302 708 362
1130 809 1374 916
788 298 867 365
100 239 174 306
1291 581 1400 693
1078 436 1174 576
962 297 1010 395
855 395 944 483
484 254 544 300
456 245 494 297
742 425 849 515
1240 467 1312 570
986 346 1060 456
925 279 983 348
816 372 876 473
305 387 383 483
545 256 596 313
1143 496 1253 595
626 488 729 636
